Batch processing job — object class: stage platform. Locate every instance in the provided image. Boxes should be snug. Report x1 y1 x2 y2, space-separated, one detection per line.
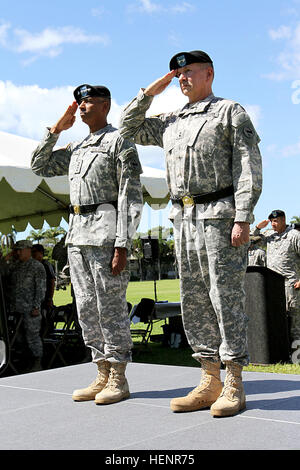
0 361 299 451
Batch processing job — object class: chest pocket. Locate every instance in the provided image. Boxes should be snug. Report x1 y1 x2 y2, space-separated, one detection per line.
186 118 208 148
69 143 111 180
163 117 208 154
80 151 99 178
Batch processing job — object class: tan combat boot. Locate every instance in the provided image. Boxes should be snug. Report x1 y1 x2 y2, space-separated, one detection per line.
95 362 130 405
72 360 110 401
170 359 223 412
210 361 246 417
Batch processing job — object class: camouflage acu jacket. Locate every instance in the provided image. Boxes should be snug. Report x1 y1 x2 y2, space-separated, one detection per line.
119 90 262 223
252 226 300 284
248 245 266 267
31 125 143 248
9 258 46 313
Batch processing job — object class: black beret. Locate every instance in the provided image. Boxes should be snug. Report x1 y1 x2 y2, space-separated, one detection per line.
169 50 213 70
268 209 286 220
73 84 111 104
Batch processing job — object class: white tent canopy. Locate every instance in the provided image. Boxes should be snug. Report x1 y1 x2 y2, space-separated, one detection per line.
0 131 169 235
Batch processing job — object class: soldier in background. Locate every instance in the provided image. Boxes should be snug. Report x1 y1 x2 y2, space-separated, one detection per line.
31 244 56 317
7 240 46 371
31 84 143 405
119 50 262 417
252 210 300 344
247 236 266 267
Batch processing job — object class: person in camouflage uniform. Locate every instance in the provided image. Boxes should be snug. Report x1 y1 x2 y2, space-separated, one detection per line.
31 84 143 405
6 240 46 371
252 210 300 344
119 50 262 417
247 237 266 267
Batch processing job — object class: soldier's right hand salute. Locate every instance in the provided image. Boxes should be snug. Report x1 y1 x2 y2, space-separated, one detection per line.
50 101 78 134
144 70 176 96
256 220 269 230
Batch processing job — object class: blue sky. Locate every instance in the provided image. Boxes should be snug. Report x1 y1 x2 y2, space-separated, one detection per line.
0 0 299 236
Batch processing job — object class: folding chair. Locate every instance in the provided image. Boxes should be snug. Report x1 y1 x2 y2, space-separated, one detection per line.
43 302 87 369
130 298 155 345
6 312 29 374
0 276 9 376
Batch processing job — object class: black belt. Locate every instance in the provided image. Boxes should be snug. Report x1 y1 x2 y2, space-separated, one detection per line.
69 201 117 215
171 185 234 207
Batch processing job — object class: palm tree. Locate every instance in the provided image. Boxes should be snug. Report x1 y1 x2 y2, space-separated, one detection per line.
27 228 46 243
42 226 66 244
290 216 300 224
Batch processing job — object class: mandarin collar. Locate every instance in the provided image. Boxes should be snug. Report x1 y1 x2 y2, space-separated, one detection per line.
178 93 215 116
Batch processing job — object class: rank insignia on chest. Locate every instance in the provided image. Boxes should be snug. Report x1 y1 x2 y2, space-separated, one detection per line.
74 158 83 174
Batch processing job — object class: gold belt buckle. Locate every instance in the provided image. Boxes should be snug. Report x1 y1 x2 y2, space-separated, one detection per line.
182 195 194 208
73 205 81 215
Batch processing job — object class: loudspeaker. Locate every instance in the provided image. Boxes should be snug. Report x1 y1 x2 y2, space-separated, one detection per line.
245 266 290 364
141 236 159 261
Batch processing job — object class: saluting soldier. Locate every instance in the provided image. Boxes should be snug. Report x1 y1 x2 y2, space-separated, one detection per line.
31 84 143 405
119 50 262 417
253 210 300 343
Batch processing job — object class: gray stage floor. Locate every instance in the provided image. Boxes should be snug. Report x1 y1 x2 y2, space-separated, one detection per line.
0 361 299 451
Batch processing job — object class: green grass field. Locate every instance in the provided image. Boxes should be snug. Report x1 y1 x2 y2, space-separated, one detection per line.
53 279 300 374
53 279 180 308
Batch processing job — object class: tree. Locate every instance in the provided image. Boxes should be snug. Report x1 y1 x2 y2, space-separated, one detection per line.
42 226 66 244
26 226 66 262
0 226 17 254
27 228 46 243
291 215 300 225
27 226 66 245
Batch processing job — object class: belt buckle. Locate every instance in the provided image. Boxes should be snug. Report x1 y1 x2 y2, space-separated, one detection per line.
73 205 81 215
182 195 194 208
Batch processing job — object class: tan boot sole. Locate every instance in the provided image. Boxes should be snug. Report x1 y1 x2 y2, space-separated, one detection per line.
210 400 246 417
95 391 130 405
170 398 217 412
72 393 98 402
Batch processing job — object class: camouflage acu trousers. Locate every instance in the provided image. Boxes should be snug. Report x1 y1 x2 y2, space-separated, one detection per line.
174 216 249 366
68 245 133 363
286 283 300 341
13 311 43 359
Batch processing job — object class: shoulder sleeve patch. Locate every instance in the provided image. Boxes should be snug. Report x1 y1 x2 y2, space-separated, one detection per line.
232 111 260 144
231 111 250 128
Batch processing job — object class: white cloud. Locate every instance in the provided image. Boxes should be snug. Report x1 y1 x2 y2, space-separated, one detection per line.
0 81 185 168
15 26 108 54
146 84 187 115
0 21 10 46
91 7 106 18
0 22 109 62
269 25 292 40
266 22 300 80
171 2 194 13
138 0 162 13
265 140 300 159
243 104 262 129
128 0 194 14
0 81 86 145
0 80 262 170
281 140 300 157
